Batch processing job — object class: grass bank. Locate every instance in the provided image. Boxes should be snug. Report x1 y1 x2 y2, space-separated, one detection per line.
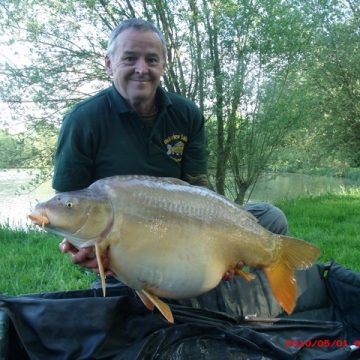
0 225 98 295
275 187 360 272
1 187 359 296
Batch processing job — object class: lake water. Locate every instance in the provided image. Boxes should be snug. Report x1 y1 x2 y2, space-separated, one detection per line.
0 169 358 228
245 172 358 203
0 169 53 228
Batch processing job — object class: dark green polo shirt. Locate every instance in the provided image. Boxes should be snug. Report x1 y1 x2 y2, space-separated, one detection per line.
52 86 208 192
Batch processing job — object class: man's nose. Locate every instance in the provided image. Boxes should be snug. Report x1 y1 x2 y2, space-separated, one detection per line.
135 58 148 74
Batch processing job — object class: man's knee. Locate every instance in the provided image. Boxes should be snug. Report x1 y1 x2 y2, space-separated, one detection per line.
243 202 289 235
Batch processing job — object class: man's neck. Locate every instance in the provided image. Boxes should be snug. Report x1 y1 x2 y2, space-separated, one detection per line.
128 99 157 116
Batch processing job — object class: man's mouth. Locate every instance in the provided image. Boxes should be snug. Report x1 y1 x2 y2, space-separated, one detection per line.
130 77 152 82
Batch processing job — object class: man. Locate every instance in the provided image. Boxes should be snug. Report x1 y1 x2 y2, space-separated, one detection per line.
54 18 287 280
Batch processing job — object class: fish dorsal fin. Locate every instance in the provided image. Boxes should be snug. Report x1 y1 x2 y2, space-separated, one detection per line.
138 289 174 323
264 235 321 314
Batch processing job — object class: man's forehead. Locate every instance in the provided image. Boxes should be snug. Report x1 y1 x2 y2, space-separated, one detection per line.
116 29 163 52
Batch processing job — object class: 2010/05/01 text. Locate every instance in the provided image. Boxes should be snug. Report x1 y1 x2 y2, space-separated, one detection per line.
285 339 360 348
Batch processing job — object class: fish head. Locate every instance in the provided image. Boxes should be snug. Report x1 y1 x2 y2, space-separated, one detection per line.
28 189 114 247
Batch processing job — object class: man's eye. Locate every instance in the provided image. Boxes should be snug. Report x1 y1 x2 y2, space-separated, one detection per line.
148 58 159 64
124 57 135 63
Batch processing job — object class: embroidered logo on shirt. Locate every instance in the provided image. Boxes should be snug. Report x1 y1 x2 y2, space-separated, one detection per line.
164 134 188 162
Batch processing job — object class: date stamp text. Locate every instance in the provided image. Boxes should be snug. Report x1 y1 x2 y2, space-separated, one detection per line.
285 339 360 348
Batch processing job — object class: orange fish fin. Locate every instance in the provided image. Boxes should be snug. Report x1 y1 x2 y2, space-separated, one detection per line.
95 243 106 297
234 268 256 281
264 260 297 315
279 235 321 270
264 235 321 314
140 290 174 323
136 290 155 311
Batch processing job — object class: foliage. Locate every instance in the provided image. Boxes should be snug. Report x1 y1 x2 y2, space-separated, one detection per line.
0 129 55 169
0 0 359 200
273 0 360 169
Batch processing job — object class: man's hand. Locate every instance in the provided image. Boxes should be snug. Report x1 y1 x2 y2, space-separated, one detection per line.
222 262 245 281
59 239 115 276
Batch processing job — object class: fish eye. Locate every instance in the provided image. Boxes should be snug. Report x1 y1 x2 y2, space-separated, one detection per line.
65 201 74 208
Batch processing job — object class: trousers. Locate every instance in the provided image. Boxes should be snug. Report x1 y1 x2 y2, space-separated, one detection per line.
244 202 289 235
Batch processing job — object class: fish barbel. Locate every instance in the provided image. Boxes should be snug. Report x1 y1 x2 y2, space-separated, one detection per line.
28 175 320 323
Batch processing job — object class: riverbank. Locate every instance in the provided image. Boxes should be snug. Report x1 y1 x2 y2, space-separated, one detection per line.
2 169 359 227
1 187 359 296
300 167 360 181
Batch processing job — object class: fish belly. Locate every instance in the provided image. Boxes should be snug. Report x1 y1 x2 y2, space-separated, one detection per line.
106 218 229 299
98 176 280 299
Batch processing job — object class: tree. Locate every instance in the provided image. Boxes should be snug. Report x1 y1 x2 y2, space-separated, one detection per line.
306 10 360 166
1 0 355 201
269 0 360 171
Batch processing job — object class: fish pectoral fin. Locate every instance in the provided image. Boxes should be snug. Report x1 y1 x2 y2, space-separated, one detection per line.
234 268 256 281
136 291 155 311
95 242 108 298
139 289 174 323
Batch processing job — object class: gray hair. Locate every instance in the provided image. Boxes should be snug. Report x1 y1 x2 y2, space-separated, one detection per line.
106 18 168 60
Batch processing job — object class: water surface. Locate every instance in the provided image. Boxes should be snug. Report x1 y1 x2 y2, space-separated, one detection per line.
0 170 358 228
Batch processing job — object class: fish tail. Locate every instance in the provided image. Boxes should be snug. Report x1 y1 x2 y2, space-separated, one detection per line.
264 236 321 315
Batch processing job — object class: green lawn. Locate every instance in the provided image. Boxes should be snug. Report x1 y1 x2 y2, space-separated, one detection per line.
1 187 359 295
275 188 360 272
0 225 98 295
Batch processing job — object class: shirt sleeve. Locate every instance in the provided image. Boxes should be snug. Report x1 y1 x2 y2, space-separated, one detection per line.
184 173 210 188
52 112 94 192
180 106 208 176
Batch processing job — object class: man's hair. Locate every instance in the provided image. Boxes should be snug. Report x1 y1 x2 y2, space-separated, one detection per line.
106 18 168 60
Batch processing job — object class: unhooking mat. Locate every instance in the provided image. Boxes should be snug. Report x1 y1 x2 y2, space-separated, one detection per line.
1 261 360 360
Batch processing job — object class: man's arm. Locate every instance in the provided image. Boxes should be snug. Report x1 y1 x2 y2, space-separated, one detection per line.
184 173 210 188
53 113 94 192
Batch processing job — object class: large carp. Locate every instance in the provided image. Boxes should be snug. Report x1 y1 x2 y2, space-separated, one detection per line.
28 175 320 323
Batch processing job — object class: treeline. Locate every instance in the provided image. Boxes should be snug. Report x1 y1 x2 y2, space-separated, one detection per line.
0 0 359 203
0 130 56 169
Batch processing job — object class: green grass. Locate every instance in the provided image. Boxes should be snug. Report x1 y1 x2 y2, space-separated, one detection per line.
0 225 98 295
1 187 360 296
275 187 360 272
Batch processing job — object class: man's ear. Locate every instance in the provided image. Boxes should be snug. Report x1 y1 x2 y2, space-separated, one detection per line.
105 55 113 76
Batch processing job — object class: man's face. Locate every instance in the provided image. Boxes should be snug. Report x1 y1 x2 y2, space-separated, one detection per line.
105 29 166 107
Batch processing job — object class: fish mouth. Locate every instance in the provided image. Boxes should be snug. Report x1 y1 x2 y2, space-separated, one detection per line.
28 211 50 229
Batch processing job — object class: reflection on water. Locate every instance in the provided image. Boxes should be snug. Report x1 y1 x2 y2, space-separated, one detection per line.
0 169 358 228
247 173 358 203
0 169 53 228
